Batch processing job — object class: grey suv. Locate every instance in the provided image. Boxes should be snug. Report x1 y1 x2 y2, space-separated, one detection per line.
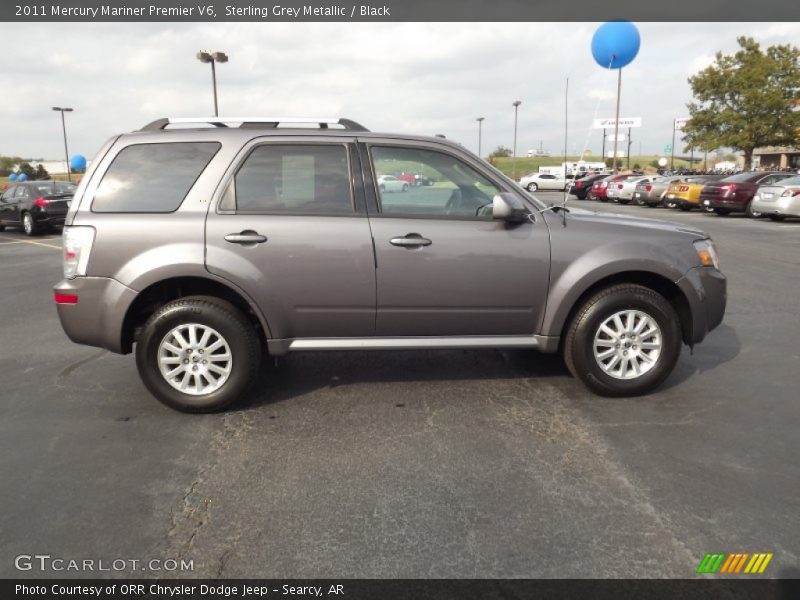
54 117 726 412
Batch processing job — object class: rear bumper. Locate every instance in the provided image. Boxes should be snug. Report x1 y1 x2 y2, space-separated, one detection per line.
751 194 800 217
701 195 748 211
54 277 137 354
675 266 727 346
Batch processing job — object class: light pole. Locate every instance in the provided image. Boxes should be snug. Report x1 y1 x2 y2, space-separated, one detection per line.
196 50 228 116
476 117 485 158
52 107 73 182
512 100 521 179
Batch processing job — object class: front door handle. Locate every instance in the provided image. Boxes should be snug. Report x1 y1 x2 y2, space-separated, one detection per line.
224 230 267 245
390 233 432 248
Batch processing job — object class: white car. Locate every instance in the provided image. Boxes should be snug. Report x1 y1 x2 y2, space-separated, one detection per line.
519 172 569 192
606 176 651 204
377 175 409 193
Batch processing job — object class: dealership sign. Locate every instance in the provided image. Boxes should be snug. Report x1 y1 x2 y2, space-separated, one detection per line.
593 117 642 129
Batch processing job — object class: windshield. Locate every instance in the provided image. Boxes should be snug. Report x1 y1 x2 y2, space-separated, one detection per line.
775 175 800 186
721 172 759 183
31 181 77 195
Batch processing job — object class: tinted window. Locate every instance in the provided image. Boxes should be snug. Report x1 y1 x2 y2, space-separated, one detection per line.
92 142 220 213
371 146 500 220
778 175 800 186
231 144 352 214
31 181 77 196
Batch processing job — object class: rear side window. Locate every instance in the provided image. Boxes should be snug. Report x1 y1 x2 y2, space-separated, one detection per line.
226 144 353 215
92 142 220 213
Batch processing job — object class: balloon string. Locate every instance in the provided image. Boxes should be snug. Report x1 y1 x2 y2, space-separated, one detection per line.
577 55 615 165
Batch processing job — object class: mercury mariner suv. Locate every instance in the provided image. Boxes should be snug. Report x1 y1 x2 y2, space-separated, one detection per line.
54 117 726 412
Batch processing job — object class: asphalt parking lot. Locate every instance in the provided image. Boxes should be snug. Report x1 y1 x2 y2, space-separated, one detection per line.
1 199 798 579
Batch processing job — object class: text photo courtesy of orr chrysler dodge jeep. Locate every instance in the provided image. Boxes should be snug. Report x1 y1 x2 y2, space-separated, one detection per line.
53 117 726 412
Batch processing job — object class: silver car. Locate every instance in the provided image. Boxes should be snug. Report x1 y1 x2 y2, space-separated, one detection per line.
606 176 651 204
632 176 678 207
751 175 800 221
53 116 726 412
518 172 569 192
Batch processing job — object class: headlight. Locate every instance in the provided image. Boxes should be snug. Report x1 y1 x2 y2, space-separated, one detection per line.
693 239 720 270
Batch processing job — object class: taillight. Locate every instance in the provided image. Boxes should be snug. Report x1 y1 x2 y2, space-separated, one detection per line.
616 184 623 189
34 197 50 207
63 226 96 279
645 185 653 192
720 184 737 193
54 292 79 304
781 189 800 197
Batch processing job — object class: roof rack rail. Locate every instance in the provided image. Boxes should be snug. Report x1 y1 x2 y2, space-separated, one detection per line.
139 117 369 132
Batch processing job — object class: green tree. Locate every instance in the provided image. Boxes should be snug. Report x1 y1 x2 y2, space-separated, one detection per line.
488 146 512 160
682 37 800 170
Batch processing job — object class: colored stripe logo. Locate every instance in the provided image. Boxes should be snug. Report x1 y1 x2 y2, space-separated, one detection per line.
697 552 773 574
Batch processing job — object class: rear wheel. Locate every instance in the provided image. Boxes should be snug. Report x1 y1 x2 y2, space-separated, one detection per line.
713 208 730 216
769 215 786 222
135 296 261 413
679 203 692 211
402 183 409 192
22 212 40 236
745 201 760 218
526 182 538 192
563 284 682 397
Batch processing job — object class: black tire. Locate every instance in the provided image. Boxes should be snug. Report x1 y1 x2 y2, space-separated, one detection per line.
563 284 682 397
577 192 588 200
0 225 5 232
135 296 261 413
22 212 40 236
713 208 730 216
745 201 760 218
617 199 630 205
679 203 692 211
768 215 786 222
526 182 538 192
402 183 409 192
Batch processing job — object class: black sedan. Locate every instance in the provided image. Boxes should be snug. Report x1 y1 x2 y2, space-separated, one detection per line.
0 181 76 236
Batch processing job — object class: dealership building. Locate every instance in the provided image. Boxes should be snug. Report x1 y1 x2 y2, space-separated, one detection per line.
752 146 800 170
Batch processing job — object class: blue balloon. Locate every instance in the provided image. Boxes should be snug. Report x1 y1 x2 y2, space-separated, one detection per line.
591 21 640 69
18 173 28 182
9 173 17 181
70 154 87 170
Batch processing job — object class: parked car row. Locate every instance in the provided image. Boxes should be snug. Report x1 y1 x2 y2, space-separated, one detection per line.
571 171 800 221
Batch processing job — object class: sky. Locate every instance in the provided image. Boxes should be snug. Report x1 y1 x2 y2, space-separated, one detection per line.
1 21 799 161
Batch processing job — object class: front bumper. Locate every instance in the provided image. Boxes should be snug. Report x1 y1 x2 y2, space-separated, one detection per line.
675 266 727 345
54 277 138 354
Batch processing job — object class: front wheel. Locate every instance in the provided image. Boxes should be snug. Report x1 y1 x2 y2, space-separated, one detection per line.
526 182 538 192
563 284 682 397
135 296 261 413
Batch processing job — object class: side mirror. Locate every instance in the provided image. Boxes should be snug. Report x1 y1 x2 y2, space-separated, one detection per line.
492 193 528 223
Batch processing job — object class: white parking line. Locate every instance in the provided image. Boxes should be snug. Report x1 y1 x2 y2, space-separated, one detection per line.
0 238 61 249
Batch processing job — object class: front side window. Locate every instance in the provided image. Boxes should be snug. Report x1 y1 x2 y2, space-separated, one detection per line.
92 142 220 213
370 146 500 219
229 144 353 215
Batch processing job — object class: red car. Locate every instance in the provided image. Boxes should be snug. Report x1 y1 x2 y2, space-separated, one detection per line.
700 171 794 216
397 171 433 187
590 173 631 202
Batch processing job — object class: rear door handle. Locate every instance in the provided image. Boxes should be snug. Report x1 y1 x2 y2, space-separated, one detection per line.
224 230 267 245
390 234 432 248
